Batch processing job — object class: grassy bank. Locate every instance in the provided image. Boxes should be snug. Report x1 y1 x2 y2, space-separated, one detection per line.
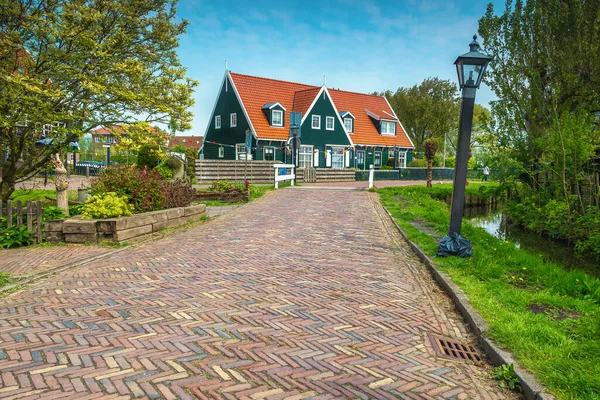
379 184 600 399
10 189 78 203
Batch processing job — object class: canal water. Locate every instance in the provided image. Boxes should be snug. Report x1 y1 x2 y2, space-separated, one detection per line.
467 208 600 278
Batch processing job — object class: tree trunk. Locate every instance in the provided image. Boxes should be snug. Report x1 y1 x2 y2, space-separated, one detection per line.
52 153 69 216
427 159 433 188
0 178 15 203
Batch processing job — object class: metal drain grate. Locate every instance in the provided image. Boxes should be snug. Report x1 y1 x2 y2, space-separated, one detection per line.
428 334 481 362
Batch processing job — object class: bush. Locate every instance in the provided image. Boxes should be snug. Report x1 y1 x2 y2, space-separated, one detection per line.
154 163 173 180
468 158 477 169
81 192 132 219
209 179 243 192
163 180 196 208
0 226 34 249
92 165 168 212
137 144 164 169
445 157 456 168
43 205 67 221
408 159 428 167
185 148 197 181
163 157 182 170
380 165 393 170
69 204 84 216
386 157 395 167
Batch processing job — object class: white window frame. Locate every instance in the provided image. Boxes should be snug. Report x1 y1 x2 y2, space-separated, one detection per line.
344 118 353 133
236 143 248 160
94 136 100 143
230 113 237 127
374 151 382 167
218 146 224 158
264 146 275 161
331 146 344 168
215 115 221 129
271 110 283 127
298 145 313 169
325 116 334 131
380 121 396 135
311 115 321 129
396 150 407 168
356 150 365 166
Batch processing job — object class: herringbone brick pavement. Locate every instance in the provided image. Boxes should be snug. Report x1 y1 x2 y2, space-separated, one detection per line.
0 190 517 399
0 245 114 277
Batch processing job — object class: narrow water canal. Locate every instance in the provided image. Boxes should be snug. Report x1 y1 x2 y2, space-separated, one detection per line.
468 209 600 278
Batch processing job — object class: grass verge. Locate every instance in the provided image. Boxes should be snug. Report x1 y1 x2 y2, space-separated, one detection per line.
10 189 78 203
379 184 600 399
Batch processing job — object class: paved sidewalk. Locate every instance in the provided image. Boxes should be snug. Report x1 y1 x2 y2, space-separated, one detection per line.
0 190 514 399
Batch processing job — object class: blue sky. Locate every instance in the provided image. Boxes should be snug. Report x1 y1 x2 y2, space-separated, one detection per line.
176 0 499 136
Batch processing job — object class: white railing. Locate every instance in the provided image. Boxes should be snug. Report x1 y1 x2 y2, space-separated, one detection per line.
273 164 295 188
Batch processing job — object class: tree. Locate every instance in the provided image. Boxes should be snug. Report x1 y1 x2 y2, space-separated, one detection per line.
380 78 460 152
424 138 439 188
0 0 197 201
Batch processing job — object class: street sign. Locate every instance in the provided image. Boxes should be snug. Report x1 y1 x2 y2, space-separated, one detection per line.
287 136 301 148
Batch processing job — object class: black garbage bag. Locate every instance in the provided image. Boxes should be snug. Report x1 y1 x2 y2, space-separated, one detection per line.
437 233 473 258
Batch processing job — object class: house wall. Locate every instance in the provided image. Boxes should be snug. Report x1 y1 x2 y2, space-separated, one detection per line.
255 140 286 162
204 78 253 160
356 146 414 170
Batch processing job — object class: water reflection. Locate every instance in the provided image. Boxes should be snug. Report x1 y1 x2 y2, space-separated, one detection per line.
468 210 600 278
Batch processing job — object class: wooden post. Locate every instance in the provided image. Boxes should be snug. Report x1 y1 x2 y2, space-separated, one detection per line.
16 201 22 227
6 199 12 227
0 200 2 223
26 201 33 233
36 201 43 243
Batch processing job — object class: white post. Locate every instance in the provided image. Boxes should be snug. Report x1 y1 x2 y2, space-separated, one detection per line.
291 166 295 186
274 167 279 189
368 164 374 189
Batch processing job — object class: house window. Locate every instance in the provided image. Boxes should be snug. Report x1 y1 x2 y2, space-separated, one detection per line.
374 151 382 167
388 149 394 162
381 121 395 135
215 115 221 129
311 115 321 129
42 124 53 136
264 147 275 161
272 110 283 126
218 147 224 158
356 150 365 166
94 136 100 143
344 118 353 133
331 147 344 168
396 151 407 168
299 145 313 169
230 113 237 127
236 144 248 160
326 116 334 131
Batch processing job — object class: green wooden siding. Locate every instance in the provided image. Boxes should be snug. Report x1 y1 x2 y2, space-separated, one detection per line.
355 146 413 169
256 140 286 162
204 77 253 160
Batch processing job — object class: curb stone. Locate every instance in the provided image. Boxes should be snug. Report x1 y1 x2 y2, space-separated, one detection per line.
381 205 555 400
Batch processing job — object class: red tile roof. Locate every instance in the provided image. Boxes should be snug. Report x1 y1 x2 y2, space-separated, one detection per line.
229 72 413 147
168 135 203 150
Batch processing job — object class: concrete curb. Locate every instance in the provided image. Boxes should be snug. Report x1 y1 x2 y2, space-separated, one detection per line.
381 205 555 400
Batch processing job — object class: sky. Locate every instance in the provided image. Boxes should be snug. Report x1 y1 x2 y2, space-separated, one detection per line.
176 0 500 136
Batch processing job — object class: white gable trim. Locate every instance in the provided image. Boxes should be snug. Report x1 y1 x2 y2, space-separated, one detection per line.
263 102 287 111
300 86 353 146
228 71 258 139
203 73 227 138
339 111 355 119
383 96 415 148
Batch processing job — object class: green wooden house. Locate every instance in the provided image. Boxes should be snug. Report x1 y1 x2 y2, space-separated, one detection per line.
202 71 414 169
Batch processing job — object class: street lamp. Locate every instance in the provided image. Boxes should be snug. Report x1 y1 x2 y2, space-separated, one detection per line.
440 35 492 256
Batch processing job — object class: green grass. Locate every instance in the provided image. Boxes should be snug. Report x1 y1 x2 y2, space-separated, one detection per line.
379 184 600 400
10 189 78 203
0 273 16 289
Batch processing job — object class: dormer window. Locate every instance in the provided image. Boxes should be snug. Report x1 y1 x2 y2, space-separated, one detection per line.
381 121 396 135
272 110 283 126
344 118 353 133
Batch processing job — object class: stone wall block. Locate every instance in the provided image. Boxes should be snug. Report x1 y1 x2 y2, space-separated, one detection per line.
63 219 98 234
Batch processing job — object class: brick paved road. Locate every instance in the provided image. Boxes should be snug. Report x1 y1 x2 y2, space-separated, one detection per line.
0 190 514 399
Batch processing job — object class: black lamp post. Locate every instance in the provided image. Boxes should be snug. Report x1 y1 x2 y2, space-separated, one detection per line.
441 35 492 253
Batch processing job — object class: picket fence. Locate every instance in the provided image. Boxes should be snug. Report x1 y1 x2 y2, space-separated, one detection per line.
0 200 44 243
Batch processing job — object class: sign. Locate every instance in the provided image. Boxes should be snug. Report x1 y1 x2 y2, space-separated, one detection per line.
287 136 301 149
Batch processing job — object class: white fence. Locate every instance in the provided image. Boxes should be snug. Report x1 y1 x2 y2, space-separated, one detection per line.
274 164 295 188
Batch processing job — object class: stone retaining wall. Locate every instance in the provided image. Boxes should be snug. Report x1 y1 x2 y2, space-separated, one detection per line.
45 204 206 244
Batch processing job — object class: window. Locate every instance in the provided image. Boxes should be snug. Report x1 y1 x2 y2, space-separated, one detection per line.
94 136 100 143
272 110 283 127
325 116 334 131
356 150 365 166
299 145 313 169
218 147 224 158
344 118 353 133
388 149 394 162
215 115 221 129
230 113 237 127
264 147 275 161
42 124 53 137
381 121 395 135
311 115 321 129
236 144 247 160
396 150 407 168
374 151 382 167
331 147 344 168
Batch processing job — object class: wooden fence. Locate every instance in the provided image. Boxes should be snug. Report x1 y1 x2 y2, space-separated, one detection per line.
0 200 44 243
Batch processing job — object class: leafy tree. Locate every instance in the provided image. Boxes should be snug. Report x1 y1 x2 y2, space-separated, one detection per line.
424 138 439 188
380 78 460 152
0 0 197 201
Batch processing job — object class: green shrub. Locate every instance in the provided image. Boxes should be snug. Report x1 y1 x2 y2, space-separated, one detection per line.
468 158 477 169
408 159 428 167
209 179 243 192
154 163 173 180
81 192 132 219
171 144 187 153
445 157 456 168
0 225 34 249
69 204 84 216
386 157 395 167
92 165 168 212
137 144 164 169
185 148 197 180
163 157 182 170
43 205 67 221
163 180 196 208
380 165 393 170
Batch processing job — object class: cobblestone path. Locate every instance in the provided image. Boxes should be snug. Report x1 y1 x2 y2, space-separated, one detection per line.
0 190 513 399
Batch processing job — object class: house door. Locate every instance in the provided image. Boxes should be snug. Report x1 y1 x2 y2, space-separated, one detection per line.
298 145 313 169
356 150 365 170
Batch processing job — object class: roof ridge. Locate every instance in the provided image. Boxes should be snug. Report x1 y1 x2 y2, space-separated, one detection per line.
230 72 318 89
328 87 383 98
294 87 322 94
